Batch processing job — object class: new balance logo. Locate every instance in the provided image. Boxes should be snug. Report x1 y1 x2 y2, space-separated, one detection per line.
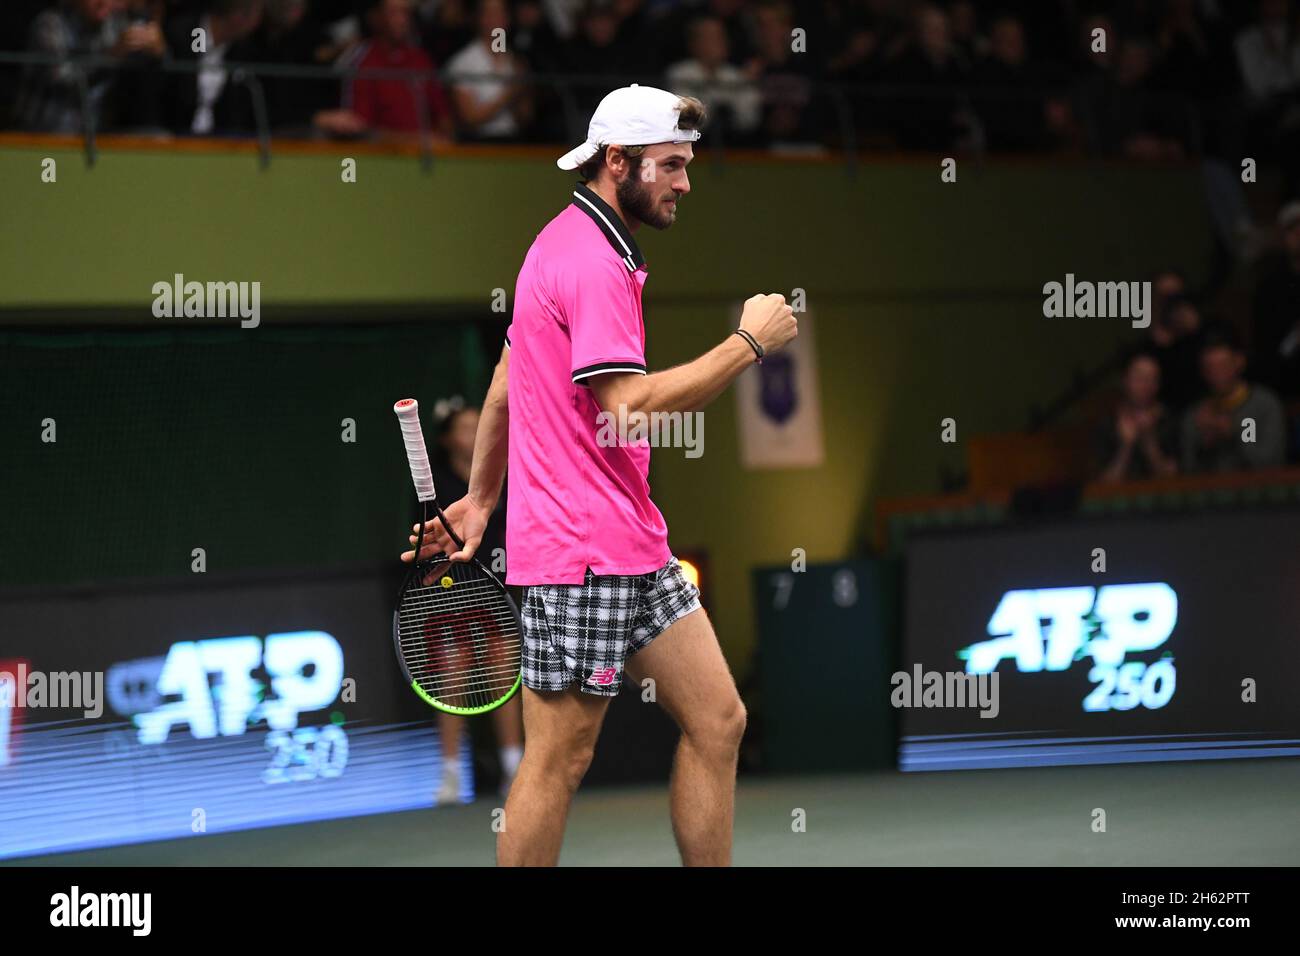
587 666 617 686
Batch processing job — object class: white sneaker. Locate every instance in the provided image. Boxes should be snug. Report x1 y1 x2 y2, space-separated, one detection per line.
435 763 461 807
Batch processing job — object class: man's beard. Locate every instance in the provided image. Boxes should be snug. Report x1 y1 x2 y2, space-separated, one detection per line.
616 174 676 230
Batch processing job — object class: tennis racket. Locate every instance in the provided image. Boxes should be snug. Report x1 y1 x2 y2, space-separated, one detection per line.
392 398 522 714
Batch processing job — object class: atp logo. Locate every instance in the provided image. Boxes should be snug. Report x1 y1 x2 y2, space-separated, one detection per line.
961 583 1179 712
113 631 346 744
587 666 618 687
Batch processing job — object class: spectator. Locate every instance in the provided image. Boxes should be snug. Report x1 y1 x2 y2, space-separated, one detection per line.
532 0 586 43
971 14 1064 152
511 1 564 75
0 2 46 126
1154 0 1244 165
1149 267 1189 338
666 16 761 144
15 0 136 133
1251 200 1300 398
564 2 632 121
821 1 886 82
1083 33 1191 161
946 0 984 63
1180 327 1287 473
111 1 168 132
1235 0 1300 186
1152 0 1219 98
445 0 534 141
1234 0 1300 103
1148 292 1205 412
881 3 969 151
744 0 821 146
418 0 473 66
318 0 453 138
163 0 266 135
1097 352 1179 482
655 0 753 73
610 0 655 76
511 0 565 141
232 0 338 134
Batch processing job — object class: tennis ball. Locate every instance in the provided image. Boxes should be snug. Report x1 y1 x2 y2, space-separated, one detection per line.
440 576 454 589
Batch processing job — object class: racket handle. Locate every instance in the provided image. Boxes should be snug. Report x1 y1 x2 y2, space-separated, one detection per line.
393 399 436 502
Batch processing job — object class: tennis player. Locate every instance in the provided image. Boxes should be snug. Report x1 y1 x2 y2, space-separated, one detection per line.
408 84 797 866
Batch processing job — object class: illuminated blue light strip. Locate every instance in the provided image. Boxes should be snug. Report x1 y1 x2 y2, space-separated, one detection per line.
904 734 1300 753
0 720 473 860
899 735 1300 771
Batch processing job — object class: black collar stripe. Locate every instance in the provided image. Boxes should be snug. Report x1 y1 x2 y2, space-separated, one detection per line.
571 184 645 273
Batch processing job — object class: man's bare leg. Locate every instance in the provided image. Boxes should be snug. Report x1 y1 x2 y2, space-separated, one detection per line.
625 608 746 866
496 685 610 866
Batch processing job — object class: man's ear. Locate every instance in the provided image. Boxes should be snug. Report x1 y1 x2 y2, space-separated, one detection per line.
605 145 627 179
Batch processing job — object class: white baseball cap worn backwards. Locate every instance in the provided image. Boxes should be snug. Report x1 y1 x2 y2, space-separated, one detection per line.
556 84 701 171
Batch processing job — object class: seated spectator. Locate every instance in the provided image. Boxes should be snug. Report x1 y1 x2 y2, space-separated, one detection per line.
1151 0 1221 100
744 0 821 146
445 0 534 141
880 3 969 152
666 15 761 145
0 3 46 127
610 0 656 76
1152 267 1188 315
230 0 339 135
418 0 474 67
1097 352 1179 482
564 2 632 122
104 1 167 132
1252 200 1300 398
1148 292 1205 412
15 0 140 133
317 0 453 138
1234 0 1300 105
163 0 266 135
971 14 1066 152
1180 327 1287 473
511 0 564 75
1234 0 1300 185
655 0 754 74
1111 37 1192 160
510 0 565 141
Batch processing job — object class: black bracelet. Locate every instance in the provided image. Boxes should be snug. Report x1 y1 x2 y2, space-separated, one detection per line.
733 329 764 363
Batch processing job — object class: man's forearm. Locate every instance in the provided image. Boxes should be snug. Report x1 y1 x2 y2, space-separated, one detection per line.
618 334 756 415
467 358 510 510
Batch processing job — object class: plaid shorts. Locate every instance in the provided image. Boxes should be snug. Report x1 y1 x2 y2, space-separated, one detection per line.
521 557 702 697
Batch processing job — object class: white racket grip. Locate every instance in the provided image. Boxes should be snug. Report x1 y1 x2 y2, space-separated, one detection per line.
393 399 436 502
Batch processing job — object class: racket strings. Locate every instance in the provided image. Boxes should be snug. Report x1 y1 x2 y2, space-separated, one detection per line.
396 558 521 710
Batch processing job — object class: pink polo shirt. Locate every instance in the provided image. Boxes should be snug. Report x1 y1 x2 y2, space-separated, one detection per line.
503 184 671 585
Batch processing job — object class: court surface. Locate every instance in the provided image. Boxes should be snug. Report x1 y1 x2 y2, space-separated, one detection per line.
12 759 1298 866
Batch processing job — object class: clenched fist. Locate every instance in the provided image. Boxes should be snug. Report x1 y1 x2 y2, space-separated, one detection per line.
739 293 798 354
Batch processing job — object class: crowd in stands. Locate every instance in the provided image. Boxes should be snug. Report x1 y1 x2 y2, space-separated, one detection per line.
1097 199 1300 482
3 0 1297 485
1 0 1298 165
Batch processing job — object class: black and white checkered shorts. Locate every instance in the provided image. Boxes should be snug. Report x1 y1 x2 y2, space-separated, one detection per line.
521 557 702 697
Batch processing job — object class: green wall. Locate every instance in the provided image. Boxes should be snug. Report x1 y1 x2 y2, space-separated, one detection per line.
0 142 1211 677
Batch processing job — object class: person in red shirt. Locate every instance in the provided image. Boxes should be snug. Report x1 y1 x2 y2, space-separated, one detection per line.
315 0 452 138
